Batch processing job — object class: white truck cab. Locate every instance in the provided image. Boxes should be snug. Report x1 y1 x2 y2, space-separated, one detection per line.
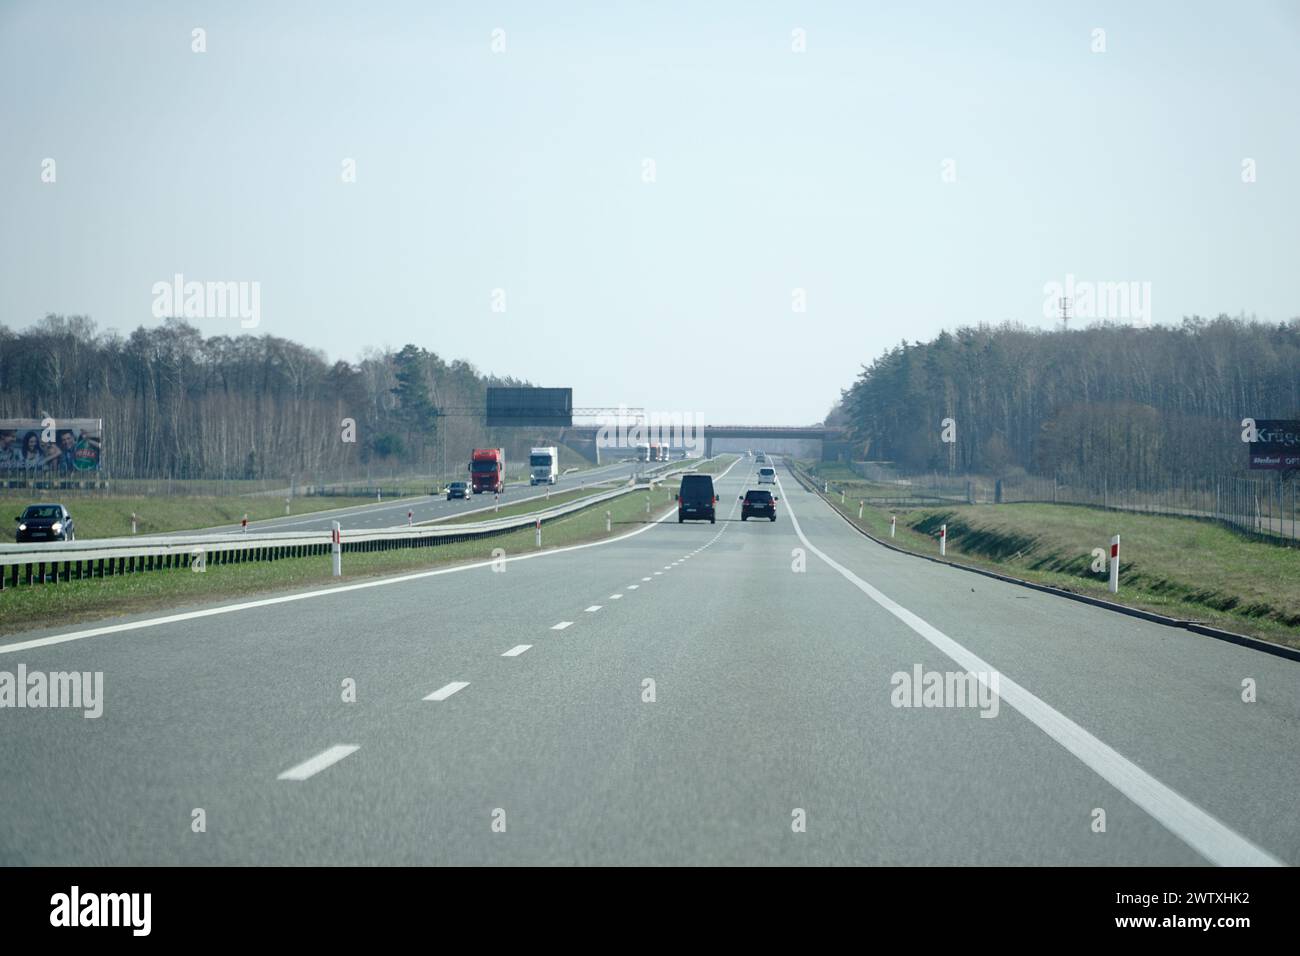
530 446 559 485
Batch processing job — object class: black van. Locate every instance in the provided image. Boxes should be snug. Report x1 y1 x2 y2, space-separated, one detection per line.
676 473 716 524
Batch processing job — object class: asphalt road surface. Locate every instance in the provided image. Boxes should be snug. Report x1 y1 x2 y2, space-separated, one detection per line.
151 458 653 537
1 458 1296 865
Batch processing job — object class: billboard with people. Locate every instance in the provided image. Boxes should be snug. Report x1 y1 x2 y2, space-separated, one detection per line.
0 419 103 474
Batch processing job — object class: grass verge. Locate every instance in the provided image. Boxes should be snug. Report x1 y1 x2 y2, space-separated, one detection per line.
807 483 1300 648
0 493 400 540
0 486 677 638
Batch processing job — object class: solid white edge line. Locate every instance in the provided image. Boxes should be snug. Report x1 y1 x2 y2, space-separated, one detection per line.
277 744 359 781
423 680 470 701
776 474 1284 868
0 485 687 656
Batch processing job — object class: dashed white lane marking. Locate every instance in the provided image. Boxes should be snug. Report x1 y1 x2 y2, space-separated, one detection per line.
0 489 681 657
609 594 623 600
424 681 470 701
642 577 652 581
626 585 639 590
551 621 573 630
653 571 662 576
277 745 359 781
585 605 602 613
776 473 1284 868
501 644 532 657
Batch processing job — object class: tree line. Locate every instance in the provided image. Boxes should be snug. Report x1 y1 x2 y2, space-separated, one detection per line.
832 316 1300 486
0 315 531 481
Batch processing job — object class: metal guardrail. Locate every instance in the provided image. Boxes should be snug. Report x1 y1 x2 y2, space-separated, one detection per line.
0 462 704 590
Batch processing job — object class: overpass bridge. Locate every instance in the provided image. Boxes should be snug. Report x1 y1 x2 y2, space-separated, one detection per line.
557 423 850 461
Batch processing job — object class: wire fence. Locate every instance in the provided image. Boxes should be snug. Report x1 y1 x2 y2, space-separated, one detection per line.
814 463 1300 544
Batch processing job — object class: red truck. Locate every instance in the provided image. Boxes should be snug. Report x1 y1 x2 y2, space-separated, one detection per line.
469 448 505 494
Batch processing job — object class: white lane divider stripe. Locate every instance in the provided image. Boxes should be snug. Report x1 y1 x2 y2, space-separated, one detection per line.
551 621 573 630
777 474 1284 868
626 585 639 590
0 499 684 657
502 644 532 657
642 577 652 581
424 681 470 701
585 605 602 612
277 745 359 781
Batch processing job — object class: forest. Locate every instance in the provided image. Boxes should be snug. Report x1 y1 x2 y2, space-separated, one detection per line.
832 316 1300 484
0 314 530 481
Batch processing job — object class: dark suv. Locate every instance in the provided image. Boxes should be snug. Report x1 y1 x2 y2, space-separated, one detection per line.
676 473 717 523
739 489 778 521
15 503 75 542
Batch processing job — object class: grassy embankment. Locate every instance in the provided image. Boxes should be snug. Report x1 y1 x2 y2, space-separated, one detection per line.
799 463 1300 648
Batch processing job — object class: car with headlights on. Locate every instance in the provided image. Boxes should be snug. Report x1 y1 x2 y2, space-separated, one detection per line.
15 503 75 542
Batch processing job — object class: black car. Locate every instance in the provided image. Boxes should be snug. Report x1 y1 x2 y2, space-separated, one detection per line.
446 481 469 500
739 489 778 521
676 473 716 523
15 503 75 542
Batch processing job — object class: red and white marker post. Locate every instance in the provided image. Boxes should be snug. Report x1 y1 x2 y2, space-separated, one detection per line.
890 515 896 538
331 521 342 577
939 523 947 556
407 509 413 527
241 514 248 534
535 517 542 548
1109 534 1120 593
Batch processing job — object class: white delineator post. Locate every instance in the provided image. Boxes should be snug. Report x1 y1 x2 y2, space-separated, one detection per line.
131 512 137 535
285 497 291 515
606 511 612 533
890 515 896 538
535 517 542 548
939 524 946 556
331 522 342 577
858 501 864 520
1109 534 1120 593
495 492 500 513
241 514 248 534
408 510 413 527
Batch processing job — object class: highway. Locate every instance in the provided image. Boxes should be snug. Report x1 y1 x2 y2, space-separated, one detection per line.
154 457 652 537
1 458 1296 865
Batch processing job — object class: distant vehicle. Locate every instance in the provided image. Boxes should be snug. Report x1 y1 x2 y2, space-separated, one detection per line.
529 446 559 485
446 481 469 500
14 503 75 542
676 474 717 523
757 466 776 484
755 452 766 464
469 448 505 494
739 489 778 521
656 444 669 462
635 442 651 462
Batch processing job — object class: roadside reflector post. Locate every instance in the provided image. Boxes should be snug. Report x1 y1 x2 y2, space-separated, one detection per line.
131 512 137 535
331 522 342 577
285 496 291 515
606 511 612 532
495 492 500 513
535 517 542 548
546 486 550 499
645 496 650 514
890 515 896 538
1109 534 1120 593
824 481 828 493
408 509 413 526
241 514 248 534
939 524 946 556
858 501 864 520
377 490 381 502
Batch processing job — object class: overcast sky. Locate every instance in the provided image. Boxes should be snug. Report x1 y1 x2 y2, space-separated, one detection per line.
2 0 1298 424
